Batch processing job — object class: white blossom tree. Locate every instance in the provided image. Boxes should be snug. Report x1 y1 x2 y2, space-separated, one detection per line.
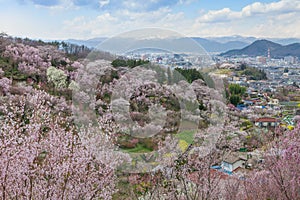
46 66 67 89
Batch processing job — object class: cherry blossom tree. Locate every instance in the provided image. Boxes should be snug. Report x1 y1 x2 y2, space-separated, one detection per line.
0 77 12 95
4 43 51 76
245 123 300 200
3 43 80 84
221 123 300 200
129 131 225 200
46 66 67 89
0 68 4 77
0 90 118 199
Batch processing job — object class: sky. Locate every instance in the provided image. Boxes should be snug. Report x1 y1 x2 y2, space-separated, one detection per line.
0 0 300 40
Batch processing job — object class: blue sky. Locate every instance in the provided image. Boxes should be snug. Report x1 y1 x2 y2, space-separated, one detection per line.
0 0 300 40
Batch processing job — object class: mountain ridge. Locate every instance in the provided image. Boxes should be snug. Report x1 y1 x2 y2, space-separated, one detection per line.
63 36 300 54
220 39 300 58
65 37 250 52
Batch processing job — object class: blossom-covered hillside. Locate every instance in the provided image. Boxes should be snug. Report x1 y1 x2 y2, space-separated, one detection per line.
0 35 299 200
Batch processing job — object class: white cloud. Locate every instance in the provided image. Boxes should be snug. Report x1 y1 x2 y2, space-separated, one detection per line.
241 0 300 16
196 8 241 23
99 0 109 7
59 0 189 11
5 0 300 39
63 13 118 38
62 7 188 38
197 0 300 23
32 0 79 11
186 0 300 38
60 0 300 39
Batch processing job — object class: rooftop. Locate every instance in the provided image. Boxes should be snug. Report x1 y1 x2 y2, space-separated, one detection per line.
255 117 280 123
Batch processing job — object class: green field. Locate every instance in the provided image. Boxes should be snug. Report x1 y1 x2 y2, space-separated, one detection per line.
176 130 196 144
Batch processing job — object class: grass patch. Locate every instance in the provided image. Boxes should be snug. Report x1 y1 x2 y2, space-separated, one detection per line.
179 120 198 131
214 69 232 75
121 143 153 153
113 179 133 200
176 130 196 144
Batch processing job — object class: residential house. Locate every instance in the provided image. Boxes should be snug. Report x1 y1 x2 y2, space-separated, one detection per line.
221 154 247 173
254 117 280 128
267 98 279 107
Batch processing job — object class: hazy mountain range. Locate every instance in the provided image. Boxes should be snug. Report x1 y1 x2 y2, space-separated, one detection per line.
64 36 300 54
220 39 300 58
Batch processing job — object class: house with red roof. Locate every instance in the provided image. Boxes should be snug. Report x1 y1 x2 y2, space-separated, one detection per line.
254 117 280 128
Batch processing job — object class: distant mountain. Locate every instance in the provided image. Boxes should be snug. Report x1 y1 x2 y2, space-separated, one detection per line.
63 36 300 54
207 35 300 46
220 39 300 58
206 35 257 44
65 37 106 48
272 43 300 57
272 38 300 45
191 37 248 52
63 37 249 53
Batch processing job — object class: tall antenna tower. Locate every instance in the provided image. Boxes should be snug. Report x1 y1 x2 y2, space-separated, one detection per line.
267 48 271 59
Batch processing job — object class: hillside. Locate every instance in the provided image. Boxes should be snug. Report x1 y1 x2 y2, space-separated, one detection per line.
220 39 300 58
1 34 300 200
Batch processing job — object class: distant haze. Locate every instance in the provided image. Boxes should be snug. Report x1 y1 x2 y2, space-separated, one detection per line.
64 36 300 53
